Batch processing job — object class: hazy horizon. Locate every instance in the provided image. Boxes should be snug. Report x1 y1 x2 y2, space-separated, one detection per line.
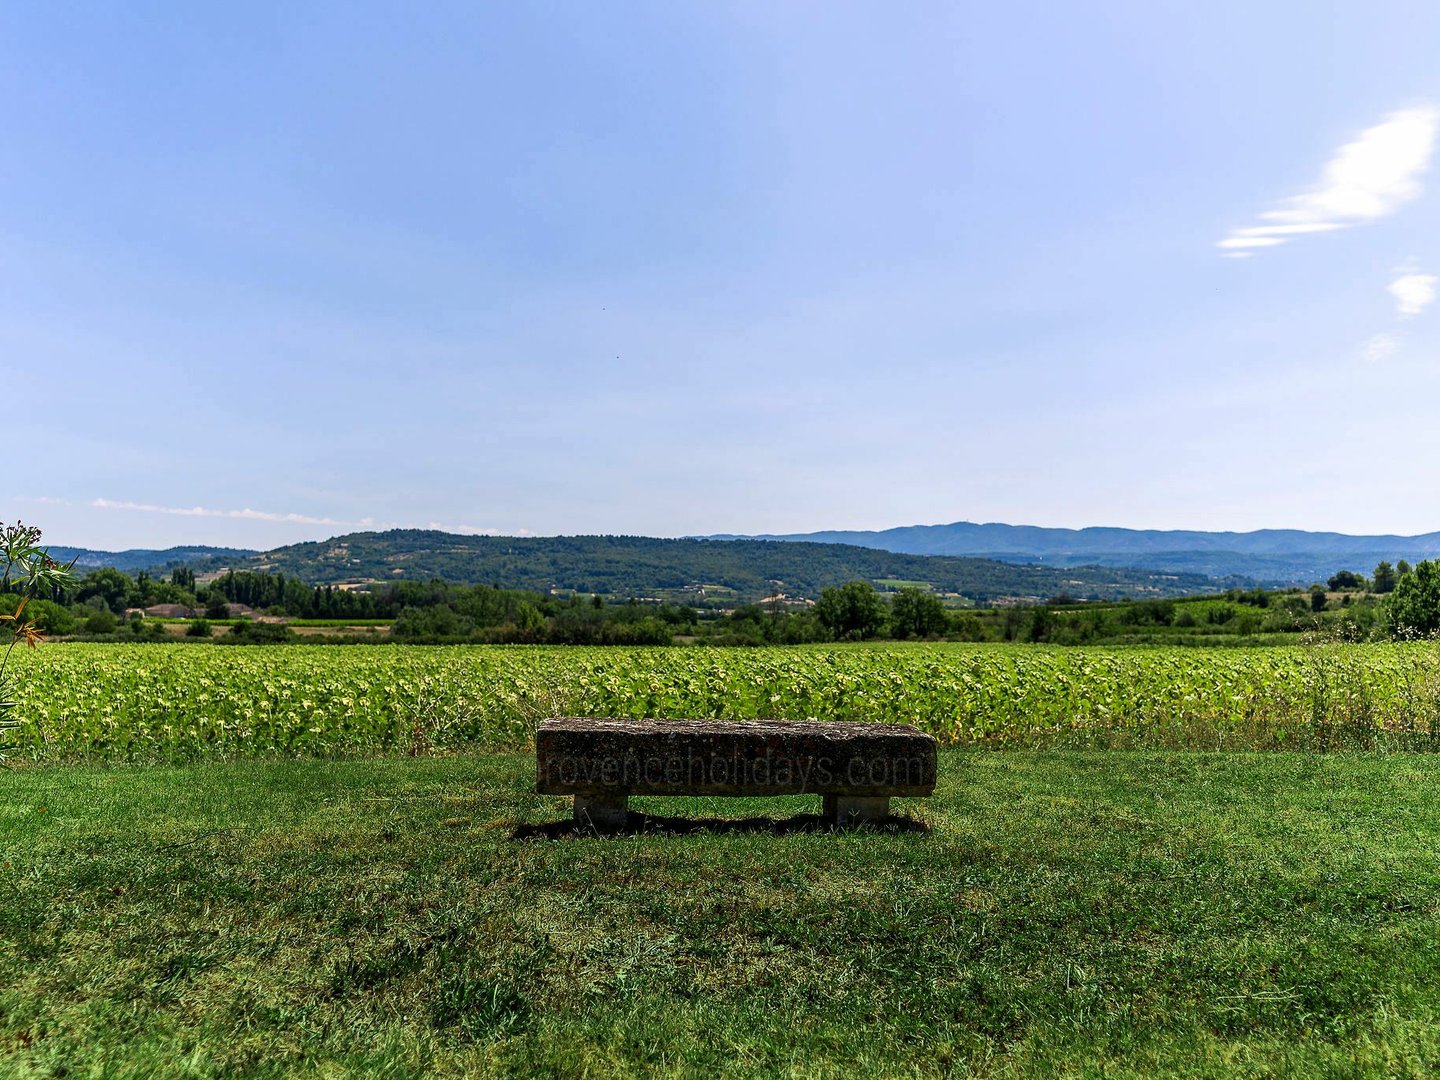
41 516 1440 556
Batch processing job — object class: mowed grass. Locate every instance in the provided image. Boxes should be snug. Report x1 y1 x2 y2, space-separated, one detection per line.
4 752 1440 1077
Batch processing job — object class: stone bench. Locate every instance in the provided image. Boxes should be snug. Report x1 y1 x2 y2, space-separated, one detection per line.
535 717 937 829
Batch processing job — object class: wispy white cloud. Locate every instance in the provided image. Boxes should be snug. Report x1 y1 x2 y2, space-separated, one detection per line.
88 498 526 536
91 498 357 526
1219 106 1439 255
1388 270 1437 316
1360 333 1399 364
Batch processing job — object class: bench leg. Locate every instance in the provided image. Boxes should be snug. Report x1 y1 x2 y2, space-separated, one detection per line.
574 792 629 830
823 795 890 828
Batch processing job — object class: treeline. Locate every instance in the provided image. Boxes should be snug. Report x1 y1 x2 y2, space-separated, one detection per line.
215 572 687 644
17 559 1440 647
3 566 399 635
209 571 392 618
972 592 1378 646
713 564 1440 646
955 559 1440 646
6 566 690 645
715 586 1371 646
7 565 1024 645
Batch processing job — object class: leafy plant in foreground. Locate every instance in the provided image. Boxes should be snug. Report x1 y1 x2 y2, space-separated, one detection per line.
0 521 73 758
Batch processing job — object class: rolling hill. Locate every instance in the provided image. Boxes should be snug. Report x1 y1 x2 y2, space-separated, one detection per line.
47 531 1243 605
234 530 1234 604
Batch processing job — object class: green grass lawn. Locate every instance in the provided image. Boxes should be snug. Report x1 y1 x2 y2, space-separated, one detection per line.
4 751 1440 1077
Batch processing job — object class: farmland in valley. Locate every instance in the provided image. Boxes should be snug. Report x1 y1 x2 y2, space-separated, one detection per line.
12 641 1440 763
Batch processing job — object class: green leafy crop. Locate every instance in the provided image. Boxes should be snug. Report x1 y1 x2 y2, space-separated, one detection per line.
11 640 1440 763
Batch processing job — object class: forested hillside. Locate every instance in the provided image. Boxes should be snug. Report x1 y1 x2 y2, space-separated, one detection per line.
235 530 1236 604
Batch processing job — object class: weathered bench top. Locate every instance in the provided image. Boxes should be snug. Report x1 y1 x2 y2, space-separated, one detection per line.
536 717 936 799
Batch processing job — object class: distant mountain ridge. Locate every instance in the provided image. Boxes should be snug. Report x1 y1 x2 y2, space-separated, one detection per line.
47 531 1243 605
704 522 1440 584
245 530 1234 604
49 519 1436 594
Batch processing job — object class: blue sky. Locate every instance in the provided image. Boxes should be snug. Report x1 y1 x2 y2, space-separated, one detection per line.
6 2 1440 550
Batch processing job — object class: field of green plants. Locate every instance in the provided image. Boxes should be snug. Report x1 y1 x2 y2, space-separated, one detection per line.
10 641 1440 763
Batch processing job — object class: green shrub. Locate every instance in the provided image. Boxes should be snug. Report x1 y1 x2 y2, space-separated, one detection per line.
1388 560 1440 638
218 620 294 645
84 609 119 635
